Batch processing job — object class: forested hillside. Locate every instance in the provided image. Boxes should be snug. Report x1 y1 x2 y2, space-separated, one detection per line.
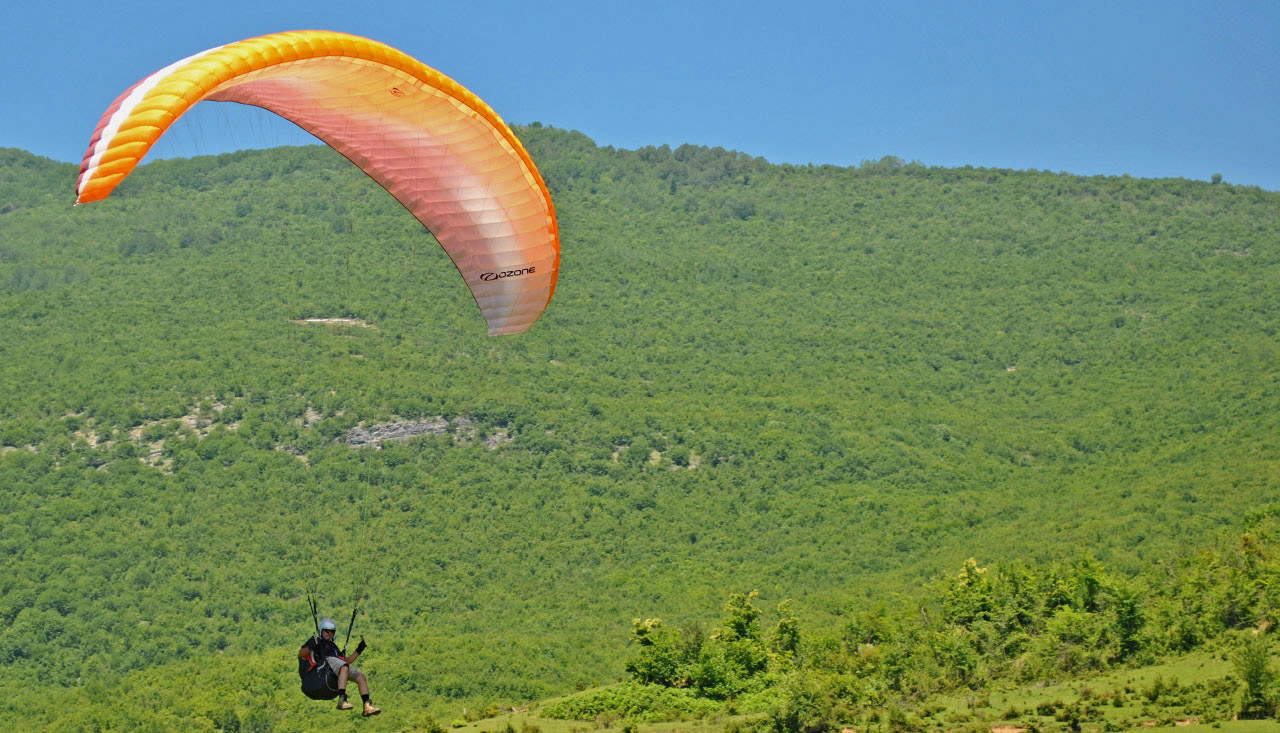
0 126 1276 731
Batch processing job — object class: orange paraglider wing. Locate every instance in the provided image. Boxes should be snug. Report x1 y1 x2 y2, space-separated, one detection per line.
76 30 558 335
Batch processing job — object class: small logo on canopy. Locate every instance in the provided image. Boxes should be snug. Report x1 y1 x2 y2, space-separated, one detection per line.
481 267 537 282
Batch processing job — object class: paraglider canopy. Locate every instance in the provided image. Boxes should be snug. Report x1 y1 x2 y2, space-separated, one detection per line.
76 30 559 335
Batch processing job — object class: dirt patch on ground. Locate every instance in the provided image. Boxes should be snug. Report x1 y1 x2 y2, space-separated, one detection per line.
290 317 374 328
131 402 239 472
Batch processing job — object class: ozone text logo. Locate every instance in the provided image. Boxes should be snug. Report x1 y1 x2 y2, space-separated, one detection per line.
480 266 536 282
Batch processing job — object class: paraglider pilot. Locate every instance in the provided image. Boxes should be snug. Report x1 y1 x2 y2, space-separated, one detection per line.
299 618 381 716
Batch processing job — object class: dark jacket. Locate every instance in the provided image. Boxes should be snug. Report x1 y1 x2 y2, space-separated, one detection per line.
298 636 345 678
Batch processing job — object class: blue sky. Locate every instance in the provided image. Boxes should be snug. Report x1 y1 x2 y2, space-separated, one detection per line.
6 0 1278 189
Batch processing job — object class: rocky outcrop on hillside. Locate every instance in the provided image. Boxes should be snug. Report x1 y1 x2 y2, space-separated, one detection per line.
343 416 510 449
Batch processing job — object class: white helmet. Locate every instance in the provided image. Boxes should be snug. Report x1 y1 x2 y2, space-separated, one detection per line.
320 618 337 632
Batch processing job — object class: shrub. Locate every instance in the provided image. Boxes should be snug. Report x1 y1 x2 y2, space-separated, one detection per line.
542 683 721 723
625 618 682 686
768 672 830 733
1233 634 1278 719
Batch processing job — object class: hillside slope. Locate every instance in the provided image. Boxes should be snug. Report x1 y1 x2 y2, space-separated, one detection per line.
0 129 1277 729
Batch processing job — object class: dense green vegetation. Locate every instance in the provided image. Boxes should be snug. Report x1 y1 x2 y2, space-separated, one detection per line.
546 506 1280 730
0 122 1277 731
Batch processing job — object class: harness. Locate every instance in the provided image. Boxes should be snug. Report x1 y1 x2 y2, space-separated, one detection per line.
300 635 345 701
